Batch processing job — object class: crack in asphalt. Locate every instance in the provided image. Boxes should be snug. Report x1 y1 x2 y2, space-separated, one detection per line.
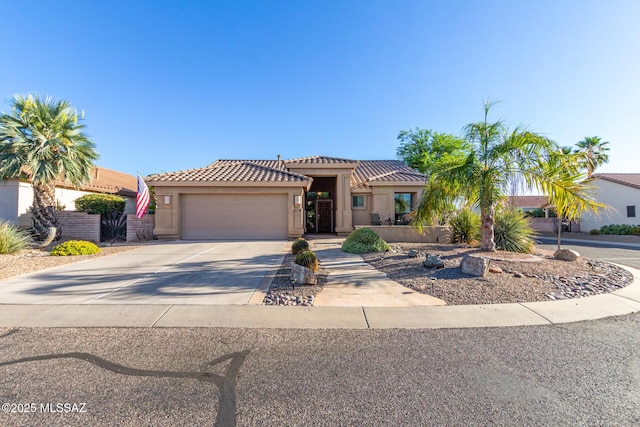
0 349 250 427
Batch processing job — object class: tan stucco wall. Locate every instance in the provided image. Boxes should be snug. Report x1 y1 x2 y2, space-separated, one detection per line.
152 184 306 239
355 225 451 243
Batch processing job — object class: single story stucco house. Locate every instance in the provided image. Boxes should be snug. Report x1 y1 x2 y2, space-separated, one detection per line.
579 173 640 232
0 166 137 228
146 156 426 240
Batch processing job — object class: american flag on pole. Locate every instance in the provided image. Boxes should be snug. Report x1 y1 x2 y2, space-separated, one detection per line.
136 174 151 219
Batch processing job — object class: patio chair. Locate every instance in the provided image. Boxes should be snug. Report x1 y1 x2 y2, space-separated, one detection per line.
370 213 382 226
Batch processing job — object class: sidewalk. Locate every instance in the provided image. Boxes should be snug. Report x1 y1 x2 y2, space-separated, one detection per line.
1 238 640 329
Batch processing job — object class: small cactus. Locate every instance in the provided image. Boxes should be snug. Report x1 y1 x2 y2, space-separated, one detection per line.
294 250 319 272
291 237 309 254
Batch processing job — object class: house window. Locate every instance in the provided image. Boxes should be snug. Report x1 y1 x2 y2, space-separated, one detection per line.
352 195 365 208
394 193 413 223
627 206 636 217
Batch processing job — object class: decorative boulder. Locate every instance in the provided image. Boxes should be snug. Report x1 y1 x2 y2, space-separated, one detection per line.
424 254 445 269
460 255 490 277
290 263 317 285
554 249 580 262
407 249 419 258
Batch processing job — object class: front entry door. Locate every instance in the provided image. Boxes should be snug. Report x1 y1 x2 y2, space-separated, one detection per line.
316 200 333 233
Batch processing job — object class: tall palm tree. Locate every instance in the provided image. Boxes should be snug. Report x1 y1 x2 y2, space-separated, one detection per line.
413 100 602 252
0 94 98 239
575 136 610 177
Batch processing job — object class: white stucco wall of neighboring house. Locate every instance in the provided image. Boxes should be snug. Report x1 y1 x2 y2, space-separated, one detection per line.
1 179 136 228
0 180 20 223
580 179 640 231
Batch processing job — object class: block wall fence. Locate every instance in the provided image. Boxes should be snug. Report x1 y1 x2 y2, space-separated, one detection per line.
56 211 155 242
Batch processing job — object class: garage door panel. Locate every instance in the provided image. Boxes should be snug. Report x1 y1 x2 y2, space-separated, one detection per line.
182 194 287 239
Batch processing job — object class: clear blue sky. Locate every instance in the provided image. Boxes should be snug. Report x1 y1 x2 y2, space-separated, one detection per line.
2 0 639 177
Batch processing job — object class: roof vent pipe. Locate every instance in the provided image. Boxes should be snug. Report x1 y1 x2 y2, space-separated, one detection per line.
277 154 281 169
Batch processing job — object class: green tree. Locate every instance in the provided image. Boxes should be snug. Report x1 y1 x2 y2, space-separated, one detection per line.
574 136 610 177
0 94 99 239
396 128 469 175
413 100 602 252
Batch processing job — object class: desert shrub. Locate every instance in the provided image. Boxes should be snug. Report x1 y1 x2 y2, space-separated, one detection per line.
589 229 601 235
50 240 101 256
294 250 319 272
599 224 640 235
342 227 391 254
291 237 309 254
0 221 32 254
75 194 126 214
493 209 535 253
450 208 480 245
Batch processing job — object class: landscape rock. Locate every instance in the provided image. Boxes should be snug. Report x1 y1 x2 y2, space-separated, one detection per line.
407 250 419 258
290 263 317 285
460 255 490 277
488 266 503 274
554 249 581 261
424 254 445 269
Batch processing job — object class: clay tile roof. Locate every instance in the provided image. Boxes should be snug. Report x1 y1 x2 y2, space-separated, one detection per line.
592 173 640 190
56 166 137 197
507 195 550 208
285 155 357 165
351 160 426 189
146 161 310 183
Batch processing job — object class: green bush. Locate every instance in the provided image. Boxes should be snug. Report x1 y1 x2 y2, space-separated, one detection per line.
0 221 32 254
50 240 101 256
599 224 640 235
75 194 126 214
493 209 535 253
291 237 309 254
342 227 391 254
450 208 480 245
589 229 601 235
294 250 319 272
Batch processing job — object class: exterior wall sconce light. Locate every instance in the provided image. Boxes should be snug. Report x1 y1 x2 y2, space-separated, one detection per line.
294 195 301 205
163 195 172 205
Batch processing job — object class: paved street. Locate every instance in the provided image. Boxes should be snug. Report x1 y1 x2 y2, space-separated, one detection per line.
536 237 640 269
0 241 287 305
1 313 640 426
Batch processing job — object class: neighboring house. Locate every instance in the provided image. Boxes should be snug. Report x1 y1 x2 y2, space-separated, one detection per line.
0 166 137 228
579 173 640 232
147 156 426 240
507 195 552 216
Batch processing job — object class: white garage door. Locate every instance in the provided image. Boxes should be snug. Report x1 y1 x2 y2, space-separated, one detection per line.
181 194 288 239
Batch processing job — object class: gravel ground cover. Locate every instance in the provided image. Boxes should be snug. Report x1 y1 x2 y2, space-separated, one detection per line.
263 253 327 306
362 243 633 305
0 245 141 281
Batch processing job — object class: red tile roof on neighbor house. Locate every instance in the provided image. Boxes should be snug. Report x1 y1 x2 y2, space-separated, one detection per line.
56 166 137 197
148 157 427 189
592 173 640 190
507 195 550 209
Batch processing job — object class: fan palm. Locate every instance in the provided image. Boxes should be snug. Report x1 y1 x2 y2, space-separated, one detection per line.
413 100 602 252
575 136 610 177
0 94 98 239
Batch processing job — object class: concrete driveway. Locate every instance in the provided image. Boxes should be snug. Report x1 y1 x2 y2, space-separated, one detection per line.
0 240 287 305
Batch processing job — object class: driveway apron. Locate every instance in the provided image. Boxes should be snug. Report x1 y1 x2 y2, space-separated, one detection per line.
0 241 287 305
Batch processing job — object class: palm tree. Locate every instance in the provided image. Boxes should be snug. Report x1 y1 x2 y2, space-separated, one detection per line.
0 94 98 240
575 136 610 177
413 100 602 252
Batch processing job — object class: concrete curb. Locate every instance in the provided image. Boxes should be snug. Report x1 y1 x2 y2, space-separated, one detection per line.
1 265 638 329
